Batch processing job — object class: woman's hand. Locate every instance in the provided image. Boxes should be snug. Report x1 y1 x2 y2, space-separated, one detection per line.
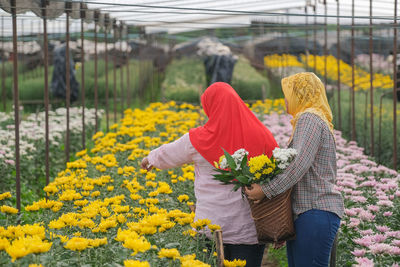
140 157 153 171
244 184 266 204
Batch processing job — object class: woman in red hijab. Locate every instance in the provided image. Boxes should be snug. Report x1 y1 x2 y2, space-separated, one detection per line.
141 82 278 267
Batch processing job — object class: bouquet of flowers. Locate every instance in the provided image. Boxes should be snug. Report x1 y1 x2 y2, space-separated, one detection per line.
214 147 298 243
213 147 297 191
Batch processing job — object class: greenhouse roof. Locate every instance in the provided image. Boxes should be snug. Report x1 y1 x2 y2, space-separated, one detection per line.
0 0 400 35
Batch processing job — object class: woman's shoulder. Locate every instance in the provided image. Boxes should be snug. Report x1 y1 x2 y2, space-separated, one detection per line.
298 112 325 127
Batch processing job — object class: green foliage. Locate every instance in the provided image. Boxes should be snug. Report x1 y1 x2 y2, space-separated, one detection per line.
162 57 206 103
329 89 400 170
231 57 276 100
162 56 277 103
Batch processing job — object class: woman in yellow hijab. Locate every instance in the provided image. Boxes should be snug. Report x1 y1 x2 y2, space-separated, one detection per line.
246 72 344 267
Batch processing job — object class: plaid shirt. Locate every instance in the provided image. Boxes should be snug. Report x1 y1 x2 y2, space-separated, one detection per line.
261 112 344 219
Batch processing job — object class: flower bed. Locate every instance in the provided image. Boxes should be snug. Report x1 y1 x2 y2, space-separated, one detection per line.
0 101 398 266
0 107 103 205
263 53 393 91
263 112 400 266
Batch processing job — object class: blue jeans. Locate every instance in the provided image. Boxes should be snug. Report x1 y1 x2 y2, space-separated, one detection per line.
286 209 340 267
224 243 265 267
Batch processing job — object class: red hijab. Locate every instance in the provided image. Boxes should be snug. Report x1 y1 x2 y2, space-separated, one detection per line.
189 82 278 166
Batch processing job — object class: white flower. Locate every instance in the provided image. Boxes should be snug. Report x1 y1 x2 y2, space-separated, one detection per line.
273 148 297 170
220 158 228 169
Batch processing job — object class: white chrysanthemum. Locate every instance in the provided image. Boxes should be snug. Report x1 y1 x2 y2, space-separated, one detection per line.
273 148 297 170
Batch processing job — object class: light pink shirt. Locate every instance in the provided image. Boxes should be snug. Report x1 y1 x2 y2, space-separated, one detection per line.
148 133 258 244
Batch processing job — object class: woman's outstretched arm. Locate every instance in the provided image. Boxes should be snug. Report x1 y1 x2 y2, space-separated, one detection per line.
141 133 195 170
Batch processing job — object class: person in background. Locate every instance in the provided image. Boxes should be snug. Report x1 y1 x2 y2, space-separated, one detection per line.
141 82 278 267
245 72 344 267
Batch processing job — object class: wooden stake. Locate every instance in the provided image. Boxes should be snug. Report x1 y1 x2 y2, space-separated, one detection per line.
214 230 224 267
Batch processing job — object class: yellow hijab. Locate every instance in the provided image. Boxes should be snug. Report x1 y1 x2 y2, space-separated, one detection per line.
281 72 334 144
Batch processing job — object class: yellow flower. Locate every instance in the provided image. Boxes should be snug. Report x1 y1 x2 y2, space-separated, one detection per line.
158 248 180 260
224 259 247 267
178 194 189 202
0 192 12 201
191 219 211 230
208 224 221 232
122 236 151 255
76 149 87 157
64 237 90 251
124 260 150 267
1 205 18 214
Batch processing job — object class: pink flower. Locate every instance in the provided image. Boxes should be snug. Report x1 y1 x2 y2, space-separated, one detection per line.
359 210 375 222
368 243 392 254
390 246 400 255
348 218 360 228
4 159 14 165
360 229 374 236
387 231 400 238
392 240 400 247
351 249 366 257
377 200 393 207
354 257 374 267
371 234 387 243
344 208 358 217
359 181 376 187
354 236 373 247
351 196 368 203
383 211 393 217
376 225 390 233
367 205 380 213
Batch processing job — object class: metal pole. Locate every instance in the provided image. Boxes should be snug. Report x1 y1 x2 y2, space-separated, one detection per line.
30 17 33 80
329 234 338 267
393 0 398 169
369 0 374 156
337 0 342 130
42 0 50 187
126 27 130 108
305 6 308 70
113 22 117 123
80 4 85 149
65 3 71 162
94 11 99 132
21 18 24 81
11 0 21 212
119 25 124 118
351 0 356 141
313 1 317 73
1 16 6 111
324 0 327 87
105 16 109 131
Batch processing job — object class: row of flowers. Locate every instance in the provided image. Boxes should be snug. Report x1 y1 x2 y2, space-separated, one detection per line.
2 101 282 266
263 112 400 266
2 99 397 266
264 53 393 91
0 107 102 165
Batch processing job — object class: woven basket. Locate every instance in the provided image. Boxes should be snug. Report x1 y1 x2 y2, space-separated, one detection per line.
247 188 295 244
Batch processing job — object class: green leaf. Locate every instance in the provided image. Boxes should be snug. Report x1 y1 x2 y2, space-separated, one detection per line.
240 155 248 169
233 184 242 191
223 148 237 170
235 175 249 185
214 168 230 174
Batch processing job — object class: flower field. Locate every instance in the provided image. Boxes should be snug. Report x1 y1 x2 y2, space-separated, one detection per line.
0 107 102 206
264 54 393 91
262 112 400 267
0 100 399 266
